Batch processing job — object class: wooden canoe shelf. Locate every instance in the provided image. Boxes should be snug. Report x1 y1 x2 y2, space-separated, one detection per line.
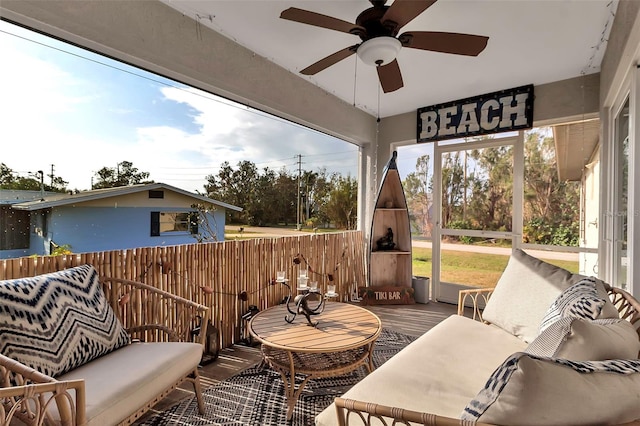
367 151 414 304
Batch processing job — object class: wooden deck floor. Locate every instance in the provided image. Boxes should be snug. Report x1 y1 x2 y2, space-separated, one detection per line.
135 301 457 423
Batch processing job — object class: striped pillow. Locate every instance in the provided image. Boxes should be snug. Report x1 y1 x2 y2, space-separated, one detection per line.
0 265 130 377
538 277 606 333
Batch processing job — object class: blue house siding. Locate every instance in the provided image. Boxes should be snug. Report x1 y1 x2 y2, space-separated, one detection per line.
0 248 30 259
1 184 240 259
48 206 224 254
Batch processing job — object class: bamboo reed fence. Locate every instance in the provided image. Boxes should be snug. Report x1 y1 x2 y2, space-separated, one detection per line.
0 231 366 349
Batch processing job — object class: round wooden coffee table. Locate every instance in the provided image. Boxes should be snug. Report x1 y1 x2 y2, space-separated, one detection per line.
248 302 382 421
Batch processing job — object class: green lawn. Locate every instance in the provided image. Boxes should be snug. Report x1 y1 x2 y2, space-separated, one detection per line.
413 247 580 288
223 227 580 287
224 226 337 240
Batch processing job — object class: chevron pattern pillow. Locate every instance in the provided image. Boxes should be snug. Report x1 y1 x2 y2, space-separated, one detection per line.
0 264 130 377
538 277 607 333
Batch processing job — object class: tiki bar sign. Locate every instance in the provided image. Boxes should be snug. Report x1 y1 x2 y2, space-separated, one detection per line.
417 84 534 143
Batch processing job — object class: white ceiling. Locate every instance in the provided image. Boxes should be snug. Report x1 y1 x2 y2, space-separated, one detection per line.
160 0 616 119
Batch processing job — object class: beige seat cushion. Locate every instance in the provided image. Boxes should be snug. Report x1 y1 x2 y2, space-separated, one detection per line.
52 342 202 425
315 315 528 426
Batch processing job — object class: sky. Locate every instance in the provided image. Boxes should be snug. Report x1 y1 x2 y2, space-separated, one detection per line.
0 20 434 194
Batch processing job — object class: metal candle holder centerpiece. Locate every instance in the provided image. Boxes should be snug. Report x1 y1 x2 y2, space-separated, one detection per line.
276 270 337 327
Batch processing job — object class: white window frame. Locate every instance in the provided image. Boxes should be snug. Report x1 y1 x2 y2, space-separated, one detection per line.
602 66 639 297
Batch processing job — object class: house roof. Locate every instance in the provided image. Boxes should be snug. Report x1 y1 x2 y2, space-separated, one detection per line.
553 119 601 181
0 190 57 205
10 183 243 212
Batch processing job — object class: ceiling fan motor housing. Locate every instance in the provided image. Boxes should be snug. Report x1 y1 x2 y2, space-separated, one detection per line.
357 37 402 66
355 5 399 39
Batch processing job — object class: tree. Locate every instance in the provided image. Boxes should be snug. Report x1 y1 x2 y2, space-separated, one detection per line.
272 168 297 225
440 152 465 228
203 161 261 224
0 163 15 187
202 160 357 229
320 174 358 230
467 145 513 231
49 176 69 192
0 163 68 192
249 168 280 226
190 203 220 242
93 161 152 189
403 155 433 237
523 130 580 245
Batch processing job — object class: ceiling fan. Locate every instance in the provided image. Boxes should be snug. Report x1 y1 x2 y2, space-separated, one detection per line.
280 0 489 93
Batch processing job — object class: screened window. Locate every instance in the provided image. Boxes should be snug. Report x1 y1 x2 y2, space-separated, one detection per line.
150 211 198 236
0 207 30 250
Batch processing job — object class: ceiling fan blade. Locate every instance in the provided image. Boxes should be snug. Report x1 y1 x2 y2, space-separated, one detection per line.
280 7 364 35
381 0 438 32
400 31 489 56
300 45 358 75
376 59 404 93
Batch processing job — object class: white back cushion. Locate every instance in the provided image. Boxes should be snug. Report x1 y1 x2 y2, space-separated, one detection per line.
481 249 580 343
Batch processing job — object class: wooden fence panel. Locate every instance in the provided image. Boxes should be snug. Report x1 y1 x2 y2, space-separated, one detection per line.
0 231 366 349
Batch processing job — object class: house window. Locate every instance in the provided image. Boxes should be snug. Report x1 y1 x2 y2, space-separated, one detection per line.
149 190 164 199
0 207 30 250
150 211 198 236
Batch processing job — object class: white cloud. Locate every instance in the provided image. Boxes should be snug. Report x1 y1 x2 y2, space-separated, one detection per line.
0 22 358 194
134 87 359 192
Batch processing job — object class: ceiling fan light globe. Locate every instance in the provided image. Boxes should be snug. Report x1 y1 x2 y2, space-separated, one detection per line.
357 36 401 66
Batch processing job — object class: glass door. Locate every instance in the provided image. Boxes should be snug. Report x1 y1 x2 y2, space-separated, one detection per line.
612 97 630 290
432 135 520 303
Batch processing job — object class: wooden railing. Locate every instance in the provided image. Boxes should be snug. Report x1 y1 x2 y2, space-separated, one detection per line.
0 231 366 349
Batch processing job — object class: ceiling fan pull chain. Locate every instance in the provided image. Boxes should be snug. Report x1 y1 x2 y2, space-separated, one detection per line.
377 76 381 123
353 54 358 107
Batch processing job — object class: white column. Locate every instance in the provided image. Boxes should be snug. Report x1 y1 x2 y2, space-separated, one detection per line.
357 143 376 237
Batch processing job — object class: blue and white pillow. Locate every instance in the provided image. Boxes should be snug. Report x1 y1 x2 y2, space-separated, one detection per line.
538 277 606 333
0 264 130 377
462 352 640 424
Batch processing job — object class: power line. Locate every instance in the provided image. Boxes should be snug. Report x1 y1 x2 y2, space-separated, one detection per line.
1 26 351 141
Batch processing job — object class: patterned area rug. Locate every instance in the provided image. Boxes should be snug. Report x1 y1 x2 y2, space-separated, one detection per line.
140 328 415 426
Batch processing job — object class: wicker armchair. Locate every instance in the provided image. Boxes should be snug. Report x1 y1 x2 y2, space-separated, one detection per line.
100 277 209 345
0 276 209 426
0 356 85 426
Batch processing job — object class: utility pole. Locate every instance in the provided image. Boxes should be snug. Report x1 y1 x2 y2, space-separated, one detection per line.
297 154 302 230
37 170 44 200
49 164 55 188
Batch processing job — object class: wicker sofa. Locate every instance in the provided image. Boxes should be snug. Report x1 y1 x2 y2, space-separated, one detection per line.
316 249 640 426
0 264 209 426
